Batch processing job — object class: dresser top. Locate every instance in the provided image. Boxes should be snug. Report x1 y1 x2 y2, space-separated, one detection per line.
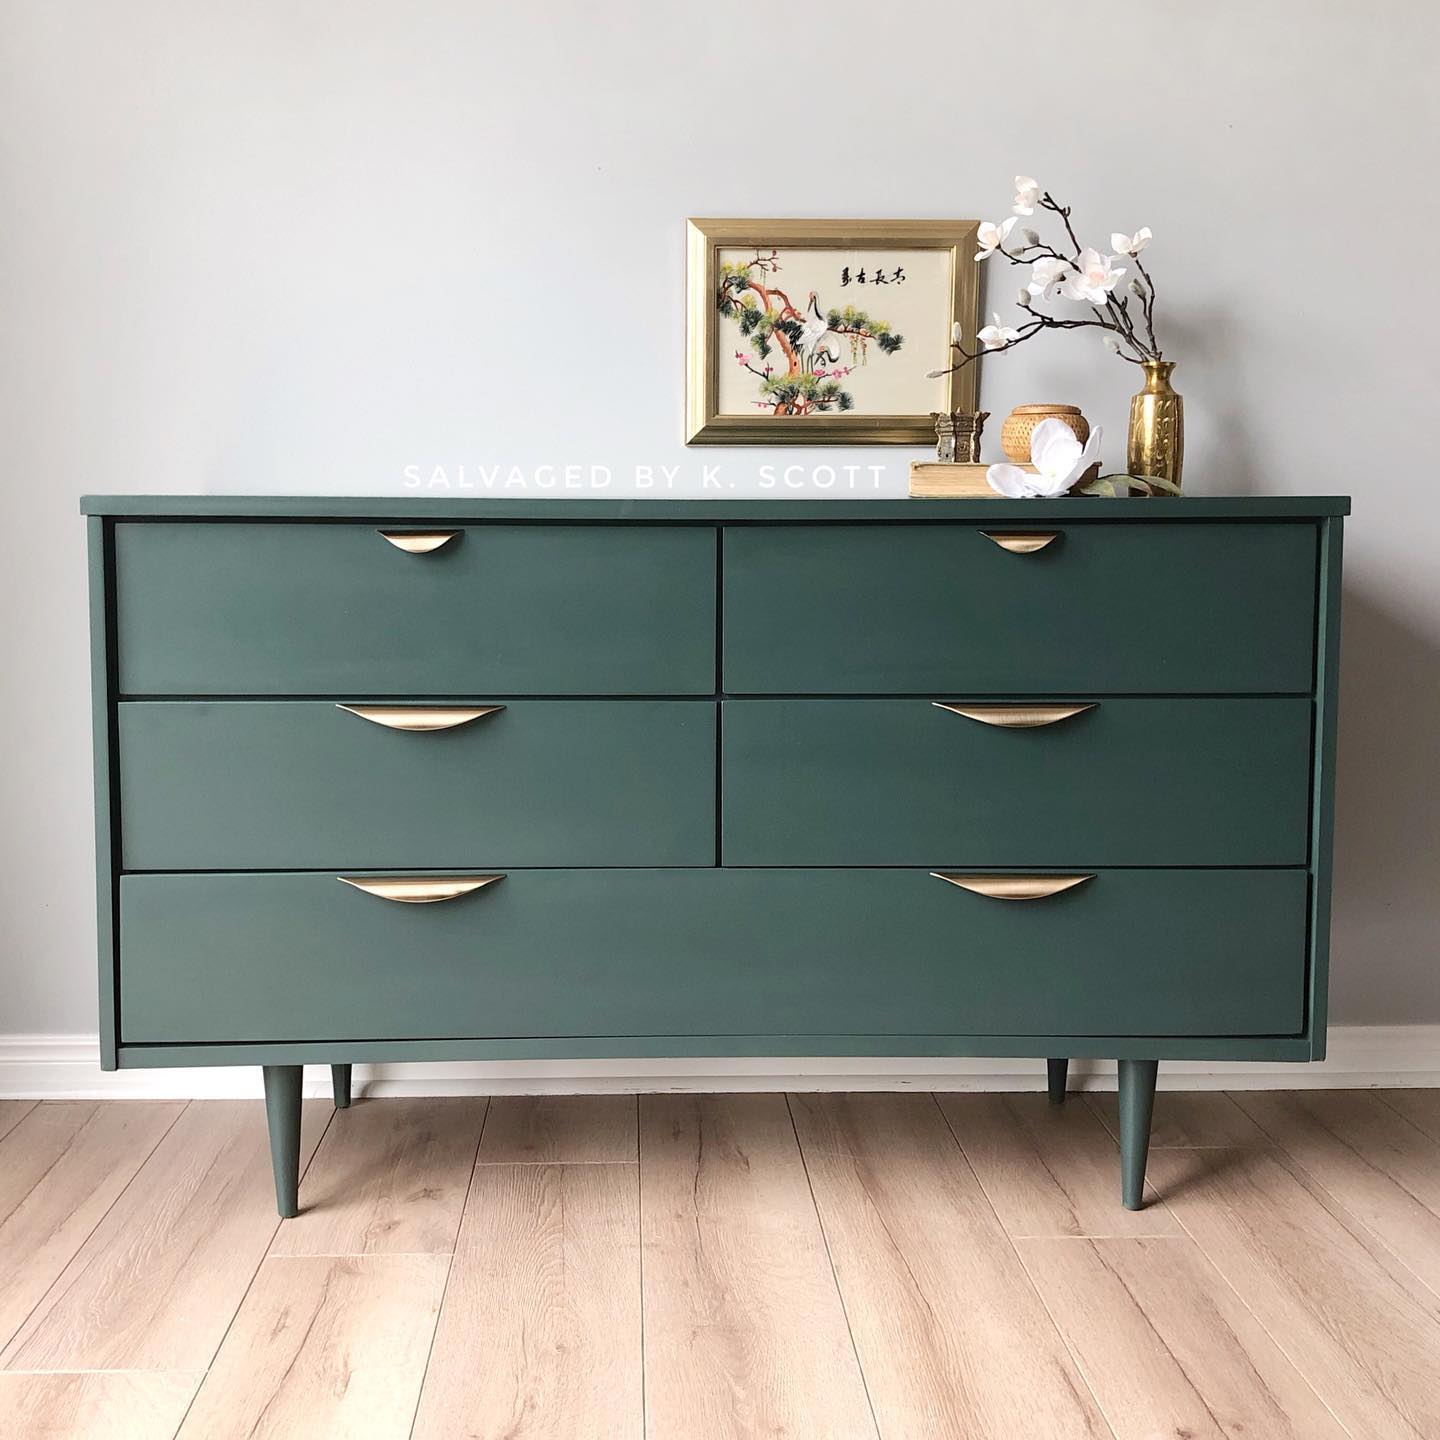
80 495 1350 520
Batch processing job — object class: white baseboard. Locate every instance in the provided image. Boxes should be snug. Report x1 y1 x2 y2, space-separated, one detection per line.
0 1028 1436 1099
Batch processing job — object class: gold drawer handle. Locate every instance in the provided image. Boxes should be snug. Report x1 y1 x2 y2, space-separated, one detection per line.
933 702 1095 728
932 873 1093 900
982 531 1059 554
338 875 505 903
378 529 460 555
336 704 505 732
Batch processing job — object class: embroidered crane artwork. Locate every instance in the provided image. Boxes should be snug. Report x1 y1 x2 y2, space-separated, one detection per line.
717 249 904 415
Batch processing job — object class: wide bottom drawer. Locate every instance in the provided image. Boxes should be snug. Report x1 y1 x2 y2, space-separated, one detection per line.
119 869 1308 1043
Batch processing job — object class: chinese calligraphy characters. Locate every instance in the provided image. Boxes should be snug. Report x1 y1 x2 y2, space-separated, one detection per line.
840 265 907 287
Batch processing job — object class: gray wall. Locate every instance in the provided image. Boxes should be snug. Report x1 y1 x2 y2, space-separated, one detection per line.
2 0 1436 1035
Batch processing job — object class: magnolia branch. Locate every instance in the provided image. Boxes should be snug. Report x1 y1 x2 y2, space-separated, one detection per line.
936 308 1145 380
929 187 1164 379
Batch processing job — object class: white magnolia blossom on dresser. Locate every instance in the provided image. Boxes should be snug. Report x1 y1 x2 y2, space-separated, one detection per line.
987 418 1104 498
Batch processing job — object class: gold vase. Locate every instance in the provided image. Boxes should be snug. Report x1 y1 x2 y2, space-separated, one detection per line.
1127 360 1184 492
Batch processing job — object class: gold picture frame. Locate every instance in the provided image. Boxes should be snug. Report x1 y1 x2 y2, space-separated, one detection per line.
686 217 980 445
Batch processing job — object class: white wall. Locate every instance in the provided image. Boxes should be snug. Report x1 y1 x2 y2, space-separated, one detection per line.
1 0 1436 1039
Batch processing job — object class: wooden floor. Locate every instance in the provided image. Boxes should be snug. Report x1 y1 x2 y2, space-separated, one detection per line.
2 1090 1439 1439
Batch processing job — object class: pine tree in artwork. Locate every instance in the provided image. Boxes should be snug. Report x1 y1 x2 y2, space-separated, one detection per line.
717 250 903 414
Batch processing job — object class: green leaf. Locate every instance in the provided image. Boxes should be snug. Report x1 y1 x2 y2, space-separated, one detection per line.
1132 473 1183 495
1083 472 1184 498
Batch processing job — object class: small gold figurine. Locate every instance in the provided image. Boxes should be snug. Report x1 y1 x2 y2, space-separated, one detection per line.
931 410 988 463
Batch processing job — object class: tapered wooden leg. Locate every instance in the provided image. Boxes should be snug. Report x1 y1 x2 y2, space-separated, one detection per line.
1046 1057 1069 1104
331 1063 352 1109
1117 1058 1159 1211
262 1065 303 1218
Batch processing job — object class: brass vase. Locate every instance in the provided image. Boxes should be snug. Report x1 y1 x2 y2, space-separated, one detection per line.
1127 360 1184 492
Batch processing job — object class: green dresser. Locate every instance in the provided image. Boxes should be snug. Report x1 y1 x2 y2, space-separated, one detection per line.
82 495 1349 1216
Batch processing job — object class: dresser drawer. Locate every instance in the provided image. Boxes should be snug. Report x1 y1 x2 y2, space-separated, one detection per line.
722 698 1312 866
119 700 715 870
115 523 716 695
118 868 1307 1043
723 523 1317 694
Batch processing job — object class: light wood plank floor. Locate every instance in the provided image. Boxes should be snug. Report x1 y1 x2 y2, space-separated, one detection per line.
2 1089 1439 1439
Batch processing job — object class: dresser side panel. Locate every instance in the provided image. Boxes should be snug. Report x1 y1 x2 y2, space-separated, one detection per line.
1307 516 1344 1057
87 517 119 1068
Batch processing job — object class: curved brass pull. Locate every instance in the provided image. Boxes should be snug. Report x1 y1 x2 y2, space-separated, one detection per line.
378 530 460 555
336 704 505 732
931 873 1093 900
932 702 1095 728
982 531 1059 554
338 875 505 903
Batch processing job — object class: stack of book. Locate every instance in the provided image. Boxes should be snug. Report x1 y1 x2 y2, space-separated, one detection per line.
908 461 1037 498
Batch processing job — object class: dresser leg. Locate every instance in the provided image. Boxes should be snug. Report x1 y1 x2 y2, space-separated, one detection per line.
1117 1058 1159 1210
262 1065 303 1218
331 1064 353 1109
1046 1058 1069 1104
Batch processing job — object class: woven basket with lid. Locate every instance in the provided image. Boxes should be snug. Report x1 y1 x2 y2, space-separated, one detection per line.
1000 404 1090 462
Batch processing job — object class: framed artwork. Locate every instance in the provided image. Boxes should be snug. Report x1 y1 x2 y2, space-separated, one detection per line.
686 217 980 445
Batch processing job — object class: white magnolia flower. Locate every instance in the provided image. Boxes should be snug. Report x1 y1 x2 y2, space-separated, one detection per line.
1061 248 1126 303
1026 256 1070 299
1013 176 1040 215
1111 227 1152 256
987 418 1103 498
974 216 1017 260
977 312 1021 350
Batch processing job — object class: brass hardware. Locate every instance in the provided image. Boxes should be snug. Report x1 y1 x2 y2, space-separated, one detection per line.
338 875 505 903
336 704 504 732
378 530 460 555
932 702 1095 728
981 531 1059 554
931 873 1093 900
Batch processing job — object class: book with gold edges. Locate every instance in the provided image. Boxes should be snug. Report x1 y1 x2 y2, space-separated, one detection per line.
908 461 1037 498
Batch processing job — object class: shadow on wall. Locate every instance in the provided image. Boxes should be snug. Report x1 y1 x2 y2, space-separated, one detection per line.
1158 306 1264 498
1327 580 1440 1024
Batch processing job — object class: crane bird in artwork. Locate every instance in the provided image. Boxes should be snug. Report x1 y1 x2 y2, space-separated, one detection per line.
800 292 838 367
799 292 829 352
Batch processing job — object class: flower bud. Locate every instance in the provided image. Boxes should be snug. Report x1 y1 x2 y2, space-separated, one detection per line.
1022 229 1041 248
1102 335 1121 353
925 368 948 379
951 321 963 345
1129 278 1146 297
1018 288 1030 305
